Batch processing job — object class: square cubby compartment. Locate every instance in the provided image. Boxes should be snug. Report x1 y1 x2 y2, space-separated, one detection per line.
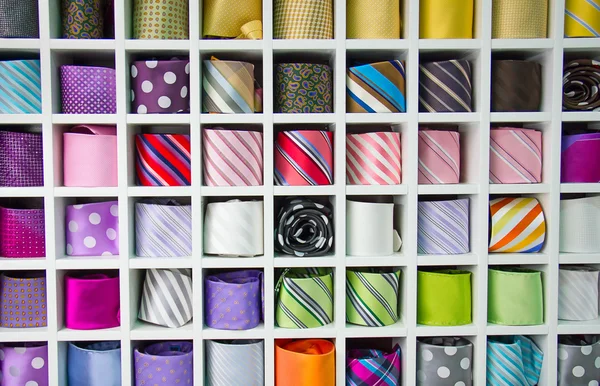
416 335 477 386
130 340 194 386
563 48 600 114
0 198 46 260
57 340 122 386
560 122 600 185
486 335 548 385
0 125 43 189
48 0 115 39
0 270 48 329
346 338 405 385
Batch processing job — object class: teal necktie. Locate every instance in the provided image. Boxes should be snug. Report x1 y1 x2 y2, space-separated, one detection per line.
0 60 42 114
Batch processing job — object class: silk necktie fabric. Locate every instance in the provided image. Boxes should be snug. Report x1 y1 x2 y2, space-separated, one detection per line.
133 0 188 39
491 60 542 112
492 0 548 38
274 0 333 39
134 342 193 386
0 343 48 386
487 336 543 386
558 266 599 321
275 198 334 257
0 130 43 187
203 200 264 256
561 132 600 182
203 58 260 114
63 125 117 187
346 131 402 185
135 133 191 186
0 271 47 328
139 268 193 328
131 59 190 114
203 0 262 38
346 345 401 385
417 337 473 386
488 267 544 325
0 0 39 38
0 206 45 257
275 268 333 328
563 59 600 111
205 340 264 386
490 128 542 184
66 201 119 256
275 339 335 386
65 273 120 329
347 60 406 113
420 0 473 38
419 60 472 113
565 0 600 37
558 335 600 385
417 270 472 326
417 198 470 254
346 200 402 256
68 341 121 386
0 60 41 114
346 0 401 39
346 268 400 327
560 196 600 253
275 63 333 113
60 65 116 114
274 130 333 186
62 0 105 39
488 197 546 253
418 129 461 184
135 199 191 257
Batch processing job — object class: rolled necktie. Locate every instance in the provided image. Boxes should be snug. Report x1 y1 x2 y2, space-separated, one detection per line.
492 0 548 39
561 132 600 182
563 59 600 111
203 128 263 186
135 133 191 186
134 342 193 386
347 61 406 113
417 269 472 326
418 129 460 184
417 337 473 386
0 60 41 114
488 267 543 325
560 196 600 253
346 200 402 256
0 130 43 187
139 268 193 328
275 63 333 113
559 266 599 321
489 197 546 253
0 271 47 328
491 60 542 112
0 0 39 38
203 200 264 256
274 130 333 186
0 206 45 257
419 60 472 113
273 0 333 39
60 65 116 114
275 268 333 329
205 270 262 330
66 201 119 256
490 128 542 184
131 59 190 114
346 0 401 39
417 198 470 254
203 0 262 38
62 0 105 39
275 198 334 257
346 132 402 185
65 273 120 329
558 336 600 385
68 341 121 386
565 0 600 37
420 0 473 38
347 345 401 385
135 199 191 257
133 0 188 39
346 268 400 327
205 340 264 386
63 125 117 187
0 342 48 386
275 339 335 386
203 58 261 114
487 336 543 386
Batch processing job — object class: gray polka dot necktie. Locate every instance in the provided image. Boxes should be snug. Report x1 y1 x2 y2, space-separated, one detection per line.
417 337 473 385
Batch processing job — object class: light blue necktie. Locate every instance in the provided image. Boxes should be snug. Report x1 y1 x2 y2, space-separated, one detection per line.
487 336 543 386
68 341 122 386
0 60 42 114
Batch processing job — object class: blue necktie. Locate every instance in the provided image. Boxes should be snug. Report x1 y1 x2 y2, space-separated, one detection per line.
68 341 122 386
0 60 42 114
487 336 543 386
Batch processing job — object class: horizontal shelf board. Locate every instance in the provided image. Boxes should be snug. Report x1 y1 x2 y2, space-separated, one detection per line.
201 113 264 124
200 39 263 52
488 183 550 194
273 185 337 196
418 39 481 50
490 112 552 123
202 256 267 268
488 253 549 265
50 39 116 51
127 114 190 124
0 327 48 342
346 254 406 267
417 253 478 266
273 113 336 124
557 318 600 335
129 257 193 269
203 323 265 340
346 39 409 51
418 184 478 195
560 183 600 193
54 187 118 197
415 324 478 337
201 186 266 196
0 258 47 270
0 39 40 51
0 114 42 124
418 112 479 123
57 327 122 341
273 324 337 338
52 114 117 124
562 111 600 122
130 321 194 340
274 256 338 268
346 113 408 124
272 39 336 52
128 186 192 197
346 184 408 196
486 323 549 336
344 321 407 337
490 38 554 50
56 257 121 270
563 38 600 50
125 39 190 51
559 253 600 264
0 187 45 197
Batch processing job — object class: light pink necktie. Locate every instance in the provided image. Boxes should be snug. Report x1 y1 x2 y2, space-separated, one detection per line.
490 127 542 184
418 129 461 184
346 132 402 185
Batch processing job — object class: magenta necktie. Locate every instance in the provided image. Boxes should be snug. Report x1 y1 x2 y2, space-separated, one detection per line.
490 128 542 184
60 65 116 114
346 132 402 185
0 130 43 187
561 132 600 183
64 273 120 330
418 129 460 184
0 342 48 386
130 59 190 114
0 206 45 258
65 201 119 256
134 342 193 386
0 271 47 328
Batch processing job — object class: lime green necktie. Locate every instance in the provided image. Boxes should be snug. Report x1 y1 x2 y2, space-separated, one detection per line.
417 269 472 326
346 268 400 327
488 267 544 326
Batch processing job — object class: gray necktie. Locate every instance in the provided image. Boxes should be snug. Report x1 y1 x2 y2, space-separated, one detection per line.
205 339 264 386
135 199 192 257
417 337 473 385
0 0 39 38
558 335 600 385
138 268 193 328
559 266 599 321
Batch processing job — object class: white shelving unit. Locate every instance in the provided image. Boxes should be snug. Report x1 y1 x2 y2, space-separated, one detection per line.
0 0 599 384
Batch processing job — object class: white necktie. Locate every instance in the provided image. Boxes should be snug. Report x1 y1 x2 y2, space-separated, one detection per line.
559 266 599 321
138 268 193 328
205 339 264 386
560 196 600 253
346 200 402 256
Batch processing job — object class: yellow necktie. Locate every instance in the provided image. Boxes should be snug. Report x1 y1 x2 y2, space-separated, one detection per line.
347 0 401 39
133 0 189 39
492 0 548 38
565 0 600 37
203 0 262 39
420 0 473 39
274 0 333 39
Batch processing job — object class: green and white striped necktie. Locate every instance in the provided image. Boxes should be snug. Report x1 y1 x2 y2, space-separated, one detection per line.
346 268 401 327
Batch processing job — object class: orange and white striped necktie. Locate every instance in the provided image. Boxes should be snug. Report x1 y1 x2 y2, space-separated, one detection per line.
489 197 546 253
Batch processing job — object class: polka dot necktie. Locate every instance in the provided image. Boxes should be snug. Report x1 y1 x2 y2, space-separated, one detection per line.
65 201 119 256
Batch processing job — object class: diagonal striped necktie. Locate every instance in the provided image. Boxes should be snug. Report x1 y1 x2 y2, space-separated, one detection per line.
0 60 42 114
135 133 191 186
205 340 264 386
346 132 402 185
419 60 472 113
346 268 400 327
490 128 542 184
347 60 406 113
135 199 192 257
418 129 461 184
486 336 543 386
138 268 193 328
565 0 600 37
418 198 470 254
489 197 546 253
202 58 260 114
346 345 401 386
558 266 599 321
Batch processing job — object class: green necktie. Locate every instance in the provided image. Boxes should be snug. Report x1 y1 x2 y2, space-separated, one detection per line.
417 269 472 326
275 268 334 329
488 267 544 326
346 268 400 327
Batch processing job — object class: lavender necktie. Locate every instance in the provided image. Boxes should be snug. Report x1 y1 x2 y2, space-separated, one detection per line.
561 132 600 183
0 130 43 187
0 271 47 328
0 342 48 386
135 199 192 257
418 198 470 254
0 205 45 258
65 201 119 256
60 65 117 114
134 341 193 386
131 59 190 114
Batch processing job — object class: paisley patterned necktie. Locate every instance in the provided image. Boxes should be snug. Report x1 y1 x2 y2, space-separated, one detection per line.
62 0 105 39
275 63 333 113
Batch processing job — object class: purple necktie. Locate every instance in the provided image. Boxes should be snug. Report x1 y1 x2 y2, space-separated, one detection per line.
65 201 119 256
0 342 48 386
561 132 600 183
0 206 45 258
0 130 43 187
418 199 470 254
60 65 117 114
134 341 193 386
131 59 190 114
205 270 263 330
0 271 47 328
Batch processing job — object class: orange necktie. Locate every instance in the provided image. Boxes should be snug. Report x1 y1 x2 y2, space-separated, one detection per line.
275 339 335 386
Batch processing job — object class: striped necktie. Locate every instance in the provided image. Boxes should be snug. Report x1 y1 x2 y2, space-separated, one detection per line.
346 268 400 327
419 60 472 113
491 60 542 112
486 336 543 386
135 199 192 257
565 0 600 37
274 130 333 186
563 60 600 111
561 132 600 183
205 340 264 386
347 60 406 113
418 129 460 184
558 266 599 321
346 0 401 39
346 132 402 185
273 0 334 39
489 197 546 253
135 133 191 186
0 60 42 114
490 128 542 184
275 268 334 329
492 0 548 38
346 345 401 386
202 58 259 114
418 199 470 254
138 268 193 328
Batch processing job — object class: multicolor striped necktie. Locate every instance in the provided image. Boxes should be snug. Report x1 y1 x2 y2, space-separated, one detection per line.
0 60 42 114
491 60 542 112
561 132 600 182
202 58 259 114
492 0 548 38
489 197 546 253
558 266 599 321
490 128 542 184
418 199 470 254
418 129 460 184
563 59 600 111
135 199 192 257
419 60 472 113
346 268 400 327
486 336 543 386
135 133 191 186
138 268 193 328
346 345 401 386
273 0 334 39
346 132 402 185
274 130 333 186
347 61 406 113
565 0 600 37
205 340 264 386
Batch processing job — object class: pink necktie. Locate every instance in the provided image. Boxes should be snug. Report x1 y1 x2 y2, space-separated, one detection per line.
346 132 402 185
64 273 120 330
490 128 542 184
63 125 118 187
0 206 45 257
418 129 461 184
